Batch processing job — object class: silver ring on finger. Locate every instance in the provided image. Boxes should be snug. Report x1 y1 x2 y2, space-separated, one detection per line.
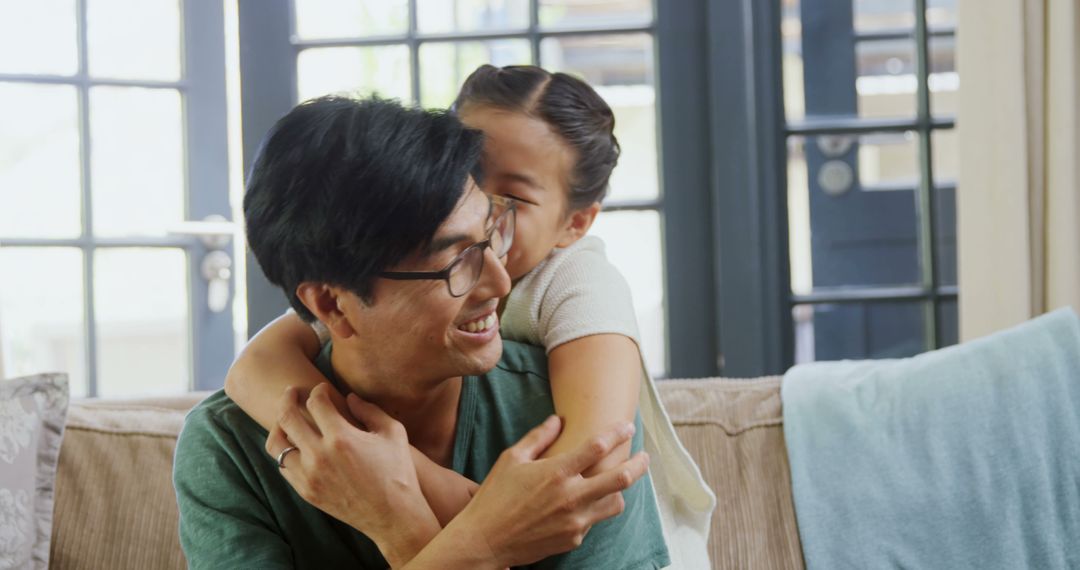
277 445 299 469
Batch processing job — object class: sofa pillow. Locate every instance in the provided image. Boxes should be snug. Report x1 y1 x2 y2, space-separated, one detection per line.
0 373 68 570
48 393 209 570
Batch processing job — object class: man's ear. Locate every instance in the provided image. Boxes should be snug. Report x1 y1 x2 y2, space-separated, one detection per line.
555 202 602 248
294 283 357 339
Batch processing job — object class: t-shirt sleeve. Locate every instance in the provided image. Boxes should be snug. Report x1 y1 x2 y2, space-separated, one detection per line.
537 241 641 353
173 408 293 570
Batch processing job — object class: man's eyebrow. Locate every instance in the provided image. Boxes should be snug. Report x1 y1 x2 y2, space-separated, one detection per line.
424 234 471 257
421 192 491 257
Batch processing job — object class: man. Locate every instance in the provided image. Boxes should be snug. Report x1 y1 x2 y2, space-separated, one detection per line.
173 96 670 569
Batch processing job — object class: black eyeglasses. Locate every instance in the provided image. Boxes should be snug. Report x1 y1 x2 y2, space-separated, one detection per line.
379 195 516 297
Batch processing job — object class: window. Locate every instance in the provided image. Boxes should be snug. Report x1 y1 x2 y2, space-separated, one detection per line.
782 0 958 362
237 0 957 379
240 0 669 375
0 0 235 396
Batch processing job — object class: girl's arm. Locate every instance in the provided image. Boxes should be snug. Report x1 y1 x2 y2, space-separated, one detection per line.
224 311 324 430
223 311 478 526
540 333 642 475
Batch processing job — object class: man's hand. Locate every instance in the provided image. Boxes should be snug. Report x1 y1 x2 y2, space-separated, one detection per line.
267 386 650 570
265 383 440 566
421 415 651 569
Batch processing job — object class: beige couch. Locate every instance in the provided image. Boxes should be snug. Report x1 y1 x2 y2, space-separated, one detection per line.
48 378 804 569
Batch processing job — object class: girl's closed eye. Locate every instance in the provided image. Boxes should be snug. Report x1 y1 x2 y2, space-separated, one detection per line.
503 193 538 207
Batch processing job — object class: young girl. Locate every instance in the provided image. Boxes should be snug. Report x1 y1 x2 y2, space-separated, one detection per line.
225 65 714 568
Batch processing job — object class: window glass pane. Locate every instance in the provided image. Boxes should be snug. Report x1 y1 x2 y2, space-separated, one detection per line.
787 134 922 292
589 210 666 376
781 0 805 122
856 39 917 119
87 0 181 81
0 0 78 75
854 0 914 32
929 35 958 117
858 131 919 188
94 248 190 397
931 128 958 288
294 0 408 39
297 46 412 104
419 41 531 108
927 0 957 28
0 248 88 397
539 0 652 30
786 1 919 122
90 87 185 237
794 301 928 363
787 136 813 295
417 0 528 34
541 34 657 202
0 84 82 239
931 128 957 185
781 0 807 120
934 184 957 287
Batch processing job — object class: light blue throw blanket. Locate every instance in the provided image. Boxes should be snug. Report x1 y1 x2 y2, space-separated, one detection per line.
783 308 1080 569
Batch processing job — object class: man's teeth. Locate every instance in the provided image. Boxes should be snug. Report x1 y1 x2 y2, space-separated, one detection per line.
459 313 496 333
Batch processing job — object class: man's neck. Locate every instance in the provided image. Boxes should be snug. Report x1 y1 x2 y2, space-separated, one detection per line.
329 346 462 467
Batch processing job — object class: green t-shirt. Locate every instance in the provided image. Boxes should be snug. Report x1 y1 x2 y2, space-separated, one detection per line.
173 340 670 569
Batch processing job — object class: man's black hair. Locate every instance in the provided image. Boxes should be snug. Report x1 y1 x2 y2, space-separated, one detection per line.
244 96 485 321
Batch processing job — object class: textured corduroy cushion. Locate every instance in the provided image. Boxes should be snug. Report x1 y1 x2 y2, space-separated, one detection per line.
49 394 208 570
658 377 804 570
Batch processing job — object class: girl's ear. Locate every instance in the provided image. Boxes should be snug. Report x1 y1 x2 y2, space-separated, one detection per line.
294 283 357 339
555 202 602 248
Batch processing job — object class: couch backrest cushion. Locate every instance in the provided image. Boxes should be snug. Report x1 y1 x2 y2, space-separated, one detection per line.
51 383 804 570
49 394 208 570
658 377 804 570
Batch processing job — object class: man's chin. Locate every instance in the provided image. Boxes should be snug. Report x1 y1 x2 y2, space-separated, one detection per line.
461 334 504 376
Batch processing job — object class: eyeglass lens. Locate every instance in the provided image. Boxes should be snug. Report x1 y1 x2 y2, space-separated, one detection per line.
446 206 515 296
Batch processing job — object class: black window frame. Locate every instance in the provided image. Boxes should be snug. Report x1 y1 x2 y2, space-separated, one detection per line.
785 0 958 365
659 0 957 377
656 0 792 378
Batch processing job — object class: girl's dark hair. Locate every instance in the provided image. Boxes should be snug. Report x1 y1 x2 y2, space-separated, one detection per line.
452 64 620 211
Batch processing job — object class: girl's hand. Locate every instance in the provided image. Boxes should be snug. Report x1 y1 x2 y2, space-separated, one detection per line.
266 383 440 567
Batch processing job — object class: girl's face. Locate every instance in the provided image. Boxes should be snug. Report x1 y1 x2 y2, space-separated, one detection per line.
460 106 591 281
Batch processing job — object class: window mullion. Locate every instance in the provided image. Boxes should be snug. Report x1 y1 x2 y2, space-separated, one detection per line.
408 0 420 105
529 0 540 65
74 0 100 397
913 0 941 350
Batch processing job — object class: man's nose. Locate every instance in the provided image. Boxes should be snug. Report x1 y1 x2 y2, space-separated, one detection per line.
473 246 512 301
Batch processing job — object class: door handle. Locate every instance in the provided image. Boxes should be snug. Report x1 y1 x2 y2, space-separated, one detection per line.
170 215 236 313
201 250 232 313
168 214 237 249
